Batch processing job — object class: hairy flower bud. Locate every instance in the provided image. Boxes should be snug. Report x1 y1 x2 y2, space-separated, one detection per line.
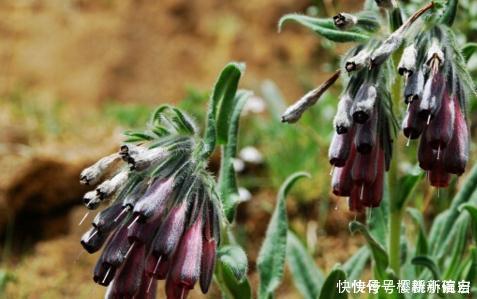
329 131 353 167
398 44 417 76
419 72 445 121
354 111 377 154
83 190 101 210
96 170 129 200
128 146 168 171
351 84 377 124
403 99 425 139
80 153 120 185
404 68 425 104
333 93 354 133
133 177 174 221
333 13 357 30
345 49 370 72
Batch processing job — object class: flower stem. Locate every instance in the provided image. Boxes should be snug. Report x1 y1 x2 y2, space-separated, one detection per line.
388 48 404 275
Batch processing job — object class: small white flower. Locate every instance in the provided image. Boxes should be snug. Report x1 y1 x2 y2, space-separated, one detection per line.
239 146 263 164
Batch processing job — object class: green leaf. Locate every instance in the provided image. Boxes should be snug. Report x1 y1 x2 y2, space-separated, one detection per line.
443 216 470 279
318 266 348 299
411 256 441 280
407 208 429 257
342 246 370 281
463 43 477 62
393 171 423 211
466 247 477 282
203 62 245 157
349 221 389 280
440 0 458 26
431 164 477 254
278 14 370 43
216 259 252 299
218 90 252 222
461 203 477 244
257 172 310 299
218 245 249 282
287 231 324 299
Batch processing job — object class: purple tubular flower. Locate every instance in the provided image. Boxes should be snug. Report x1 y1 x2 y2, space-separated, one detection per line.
418 72 445 121
404 69 424 104
80 227 109 254
150 201 188 272
200 200 219 293
133 177 174 221
354 110 377 154
429 161 451 188
444 97 469 175
93 258 115 286
108 243 146 298
351 84 377 124
361 148 385 208
329 130 353 167
127 216 162 245
102 222 131 268
403 97 425 139
166 275 190 299
418 129 435 171
169 208 204 292
332 146 355 197
426 91 455 149
92 203 124 233
351 144 378 185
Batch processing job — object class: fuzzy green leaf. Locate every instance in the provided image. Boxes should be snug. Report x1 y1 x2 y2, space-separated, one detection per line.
287 231 324 299
349 221 389 280
279 14 370 43
393 171 423 211
461 203 477 244
463 43 477 62
218 90 252 222
412 256 441 280
318 266 348 299
440 0 458 26
257 172 310 299
216 259 252 299
342 246 370 282
407 208 429 257
218 245 249 282
203 62 245 158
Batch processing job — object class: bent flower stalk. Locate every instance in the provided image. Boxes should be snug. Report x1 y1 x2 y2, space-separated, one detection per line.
79 106 221 298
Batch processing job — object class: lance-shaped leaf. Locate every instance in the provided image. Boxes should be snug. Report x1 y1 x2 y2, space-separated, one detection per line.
440 0 458 26
407 208 429 257
279 14 370 43
411 256 441 280
392 171 423 211
216 257 252 299
257 172 310 299
287 231 324 299
218 90 252 222
349 221 389 280
318 265 348 299
218 245 249 283
461 203 477 244
203 62 245 158
342 246 370 282
462 43 477 62
430 164 477 256
466 247 477 282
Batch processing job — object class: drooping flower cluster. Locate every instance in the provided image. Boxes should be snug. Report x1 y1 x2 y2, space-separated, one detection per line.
399 25 470 187
328 44 397 212
79 106 221 298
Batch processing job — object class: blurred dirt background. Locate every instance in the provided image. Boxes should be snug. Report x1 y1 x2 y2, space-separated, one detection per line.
0 0 363 298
